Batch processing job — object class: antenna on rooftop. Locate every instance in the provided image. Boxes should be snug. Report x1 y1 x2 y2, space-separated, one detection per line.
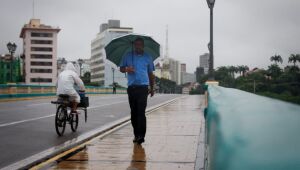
165 25 169 58
32 0 35 18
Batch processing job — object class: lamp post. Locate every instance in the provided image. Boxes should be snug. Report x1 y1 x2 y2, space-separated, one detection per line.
111 67 115 84
206 0 215 80
7 42 17 82
77 58 83 77
111 67 116 94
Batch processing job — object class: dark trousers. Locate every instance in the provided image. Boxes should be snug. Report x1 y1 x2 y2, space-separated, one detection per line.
127 85 148 138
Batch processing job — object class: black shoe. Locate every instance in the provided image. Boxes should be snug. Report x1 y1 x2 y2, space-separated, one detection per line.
136 137 145 145
133 137 138 143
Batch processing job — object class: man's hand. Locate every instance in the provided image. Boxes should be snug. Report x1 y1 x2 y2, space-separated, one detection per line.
120 66 135 73
126 66 135 73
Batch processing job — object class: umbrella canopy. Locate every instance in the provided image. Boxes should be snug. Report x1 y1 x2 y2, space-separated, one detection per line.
105 33 160 66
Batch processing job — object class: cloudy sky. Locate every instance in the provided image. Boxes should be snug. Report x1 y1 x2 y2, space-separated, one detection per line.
1 0 299 73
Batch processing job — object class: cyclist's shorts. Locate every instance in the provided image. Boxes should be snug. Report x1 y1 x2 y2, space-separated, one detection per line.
58 93 80 103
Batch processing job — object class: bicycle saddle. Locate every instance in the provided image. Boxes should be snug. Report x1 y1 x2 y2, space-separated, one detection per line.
58 94 70 99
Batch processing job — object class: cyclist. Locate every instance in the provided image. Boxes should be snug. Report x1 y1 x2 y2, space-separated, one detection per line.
56 62 85 114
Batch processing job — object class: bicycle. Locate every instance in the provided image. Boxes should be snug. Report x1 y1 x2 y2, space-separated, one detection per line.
51 94 88 136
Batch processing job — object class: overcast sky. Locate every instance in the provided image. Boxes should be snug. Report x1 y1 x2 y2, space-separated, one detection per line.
1 0 299 73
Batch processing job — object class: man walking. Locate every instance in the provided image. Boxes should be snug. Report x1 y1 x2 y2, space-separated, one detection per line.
120 37 155 144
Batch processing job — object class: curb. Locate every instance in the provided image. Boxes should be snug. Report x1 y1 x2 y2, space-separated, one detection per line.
1 96 180 170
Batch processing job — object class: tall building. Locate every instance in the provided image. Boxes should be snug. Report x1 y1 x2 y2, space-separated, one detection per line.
181 72 196 84
90 20 133 87
20 19 60 85
200 53 209 74
180 63 196 84
181 63 186 73
196 67 205 82
161 57 181 85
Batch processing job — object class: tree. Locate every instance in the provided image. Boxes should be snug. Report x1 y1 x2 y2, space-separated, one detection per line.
82 72 91 84
288 54 300 67
270 54 283 65
228 66 238 79
285 65 300 73
237 66 243 76
239 65 249 77
215 66 234 87
268 64 282 81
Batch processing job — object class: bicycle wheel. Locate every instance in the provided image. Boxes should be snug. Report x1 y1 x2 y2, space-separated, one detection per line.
55 105 67 136
70 113 79 132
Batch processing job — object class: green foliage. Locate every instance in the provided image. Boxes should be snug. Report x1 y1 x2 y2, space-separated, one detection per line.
270 54 283 64
258 91 300 105
214 57 300 105
82 72 91 84
189 86 202 95
267 64 282 81
156 77 181 93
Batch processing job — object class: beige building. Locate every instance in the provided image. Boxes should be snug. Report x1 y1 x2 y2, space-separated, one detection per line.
20 19 60 85
91 20 133 86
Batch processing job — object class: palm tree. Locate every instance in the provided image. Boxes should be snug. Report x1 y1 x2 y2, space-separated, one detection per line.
240 65 249 77
270 54 283 65
237 65 243 76
228 66 238 79
288 54 300 67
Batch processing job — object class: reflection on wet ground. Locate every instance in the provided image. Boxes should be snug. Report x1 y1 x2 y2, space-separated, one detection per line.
49 95 205 170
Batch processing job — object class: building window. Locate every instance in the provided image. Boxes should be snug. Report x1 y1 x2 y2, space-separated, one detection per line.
31 78 52 83
31 69 52 73
31 32 53 37
91 66 105 72
90 59 104 66
91 73 104 79
31 47 52 52
31 40 53 44
31 54 52 59
31 61 52 66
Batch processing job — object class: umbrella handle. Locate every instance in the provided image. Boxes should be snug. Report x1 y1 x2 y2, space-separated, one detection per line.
131 41 134 66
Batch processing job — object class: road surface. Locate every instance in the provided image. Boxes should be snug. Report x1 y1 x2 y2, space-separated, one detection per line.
0 94 180 168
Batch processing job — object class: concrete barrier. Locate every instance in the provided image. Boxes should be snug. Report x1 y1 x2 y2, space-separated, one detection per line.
205 85 300 170
0 84 126 99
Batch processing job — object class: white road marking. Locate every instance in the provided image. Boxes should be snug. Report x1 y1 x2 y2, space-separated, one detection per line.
0 114 55 128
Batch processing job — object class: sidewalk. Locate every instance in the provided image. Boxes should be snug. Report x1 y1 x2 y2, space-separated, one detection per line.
46 95 205 170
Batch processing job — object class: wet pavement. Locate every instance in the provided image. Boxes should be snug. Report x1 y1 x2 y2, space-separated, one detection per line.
46 95 205 170
0 94 179 169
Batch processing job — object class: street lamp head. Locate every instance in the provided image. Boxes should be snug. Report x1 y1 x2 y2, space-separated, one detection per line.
206 0 215 8
77 58 83 66
7 42 17 53
12 43 17 52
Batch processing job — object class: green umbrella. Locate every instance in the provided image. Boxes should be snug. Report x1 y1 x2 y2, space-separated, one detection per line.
104 33 160 66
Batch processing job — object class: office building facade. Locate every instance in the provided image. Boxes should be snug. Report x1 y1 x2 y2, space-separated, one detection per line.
20 19 60 85
200 53 209 74
90 20 133 87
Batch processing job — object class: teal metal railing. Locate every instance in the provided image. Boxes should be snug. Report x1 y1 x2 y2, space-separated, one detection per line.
205 85 300 170
0 84 126 99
